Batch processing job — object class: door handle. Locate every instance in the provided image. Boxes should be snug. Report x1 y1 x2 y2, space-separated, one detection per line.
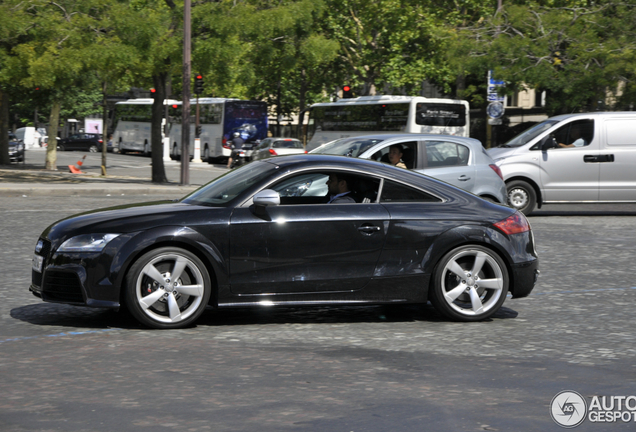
458 175 471 182
584 155 599 163
358 225 381 235
584 154 615 163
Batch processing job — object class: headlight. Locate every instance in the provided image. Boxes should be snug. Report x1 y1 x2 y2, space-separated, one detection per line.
58 234 120 252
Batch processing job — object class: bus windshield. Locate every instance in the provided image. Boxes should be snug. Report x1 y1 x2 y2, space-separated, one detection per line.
499 120 559 148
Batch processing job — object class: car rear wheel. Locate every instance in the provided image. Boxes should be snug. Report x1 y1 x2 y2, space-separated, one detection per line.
507 180 536 214
89 144 99 152
124 247 211 329
429 245 509 322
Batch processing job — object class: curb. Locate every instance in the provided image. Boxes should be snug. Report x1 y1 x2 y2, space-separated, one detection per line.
0 184 199 197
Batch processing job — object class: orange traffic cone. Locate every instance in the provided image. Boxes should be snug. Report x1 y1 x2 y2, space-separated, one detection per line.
68 155 86 174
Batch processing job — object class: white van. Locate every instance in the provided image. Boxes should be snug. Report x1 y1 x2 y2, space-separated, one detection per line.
488 112 636 214
14 127 43 149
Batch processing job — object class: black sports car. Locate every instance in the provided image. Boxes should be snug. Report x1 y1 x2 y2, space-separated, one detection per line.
30 155 539 329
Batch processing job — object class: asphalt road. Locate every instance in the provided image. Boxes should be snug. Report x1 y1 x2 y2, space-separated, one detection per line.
1 155 636 431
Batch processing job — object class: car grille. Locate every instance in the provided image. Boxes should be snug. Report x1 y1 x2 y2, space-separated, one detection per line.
42 271 84 303
31 239 51 288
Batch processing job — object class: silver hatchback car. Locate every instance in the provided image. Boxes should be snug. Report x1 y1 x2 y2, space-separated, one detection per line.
310 133 507 203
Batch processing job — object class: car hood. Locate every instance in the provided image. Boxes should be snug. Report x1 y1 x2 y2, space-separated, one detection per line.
42 200 221 241
487 146 519 160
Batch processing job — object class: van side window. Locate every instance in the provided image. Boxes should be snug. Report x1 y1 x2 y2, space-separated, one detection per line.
551 119 594 149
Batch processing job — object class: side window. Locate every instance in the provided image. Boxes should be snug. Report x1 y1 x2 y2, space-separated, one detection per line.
268 171 381 204
551 119 594 149
425 141 470 168
370 141 417 169
380 180 441 203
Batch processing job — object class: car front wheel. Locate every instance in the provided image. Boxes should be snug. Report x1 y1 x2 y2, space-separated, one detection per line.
89 144 99 152
429 245 509 322
124 247 211 329
507 180 536 214
57 144 65 151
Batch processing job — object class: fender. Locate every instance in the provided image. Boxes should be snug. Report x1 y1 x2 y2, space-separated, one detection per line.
107 225 228 303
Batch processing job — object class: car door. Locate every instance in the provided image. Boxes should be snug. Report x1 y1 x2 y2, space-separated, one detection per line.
539 118 599 201
418 140 476 192
599 117 636 201
65 134 81 150
228 170 389 295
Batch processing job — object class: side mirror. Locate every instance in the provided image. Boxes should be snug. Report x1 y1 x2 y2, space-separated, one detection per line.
540 136 557 150
253 189 280 207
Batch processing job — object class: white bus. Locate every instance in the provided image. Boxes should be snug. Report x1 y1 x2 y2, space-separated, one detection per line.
112 98 178 155
305 95 470 150
168 98 268 162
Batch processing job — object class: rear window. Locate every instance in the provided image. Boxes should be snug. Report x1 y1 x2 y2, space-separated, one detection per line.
272 139 303 149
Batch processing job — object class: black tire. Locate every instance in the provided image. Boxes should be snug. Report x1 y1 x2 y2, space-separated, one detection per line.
57 144 65 151
506 180 537 214
143 142 150 157
429 245 509 322
203 146 210 163
89 144 99 153
124 247 211 329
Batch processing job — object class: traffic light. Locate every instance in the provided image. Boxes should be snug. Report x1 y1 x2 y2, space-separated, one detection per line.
194 74 204 95
342 85 353 98
195 125 202 137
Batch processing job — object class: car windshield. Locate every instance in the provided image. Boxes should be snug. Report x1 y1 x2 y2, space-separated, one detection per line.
499 120 559 148
181 161 277 206
311 137 386 157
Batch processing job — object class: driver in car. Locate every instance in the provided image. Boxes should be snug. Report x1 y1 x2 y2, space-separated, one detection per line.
326 173 356 203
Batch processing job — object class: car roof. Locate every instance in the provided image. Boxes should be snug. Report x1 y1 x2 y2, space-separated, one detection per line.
546 111 636 121
324 133 483 147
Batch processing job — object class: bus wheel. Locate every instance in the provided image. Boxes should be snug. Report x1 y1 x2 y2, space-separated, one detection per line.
203 146 210 163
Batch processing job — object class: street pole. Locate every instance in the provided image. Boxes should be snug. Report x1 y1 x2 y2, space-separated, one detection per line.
180 0 191 185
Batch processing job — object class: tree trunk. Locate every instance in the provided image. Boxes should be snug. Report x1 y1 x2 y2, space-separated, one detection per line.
0 88 10 165
45 100 61 170
101 81 108 176
297 68 307 143
151 73 168 183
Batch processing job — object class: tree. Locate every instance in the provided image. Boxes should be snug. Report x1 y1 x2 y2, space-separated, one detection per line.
0 0 31 165
454 1 636 114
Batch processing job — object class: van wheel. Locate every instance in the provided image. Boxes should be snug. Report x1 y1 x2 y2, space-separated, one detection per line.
507 180 536 214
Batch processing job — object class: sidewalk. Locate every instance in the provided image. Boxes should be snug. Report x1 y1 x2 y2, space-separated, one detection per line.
0 165 199 197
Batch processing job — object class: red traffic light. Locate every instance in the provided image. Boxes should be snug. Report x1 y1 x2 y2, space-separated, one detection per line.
342 85 353 98
150 88 156 93
343 85 351 92
172 104 178 109
196 74 203 80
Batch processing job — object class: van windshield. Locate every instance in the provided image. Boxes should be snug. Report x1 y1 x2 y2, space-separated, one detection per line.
499 120 559 148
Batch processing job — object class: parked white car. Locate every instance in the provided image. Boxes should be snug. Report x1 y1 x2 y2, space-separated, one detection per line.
251 137 306 161
489 112 636 214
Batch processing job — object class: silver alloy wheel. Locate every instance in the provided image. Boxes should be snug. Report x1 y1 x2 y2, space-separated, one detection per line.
89 145 99 152
439 249 505 317
508 187 528 209
134 252 205 324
